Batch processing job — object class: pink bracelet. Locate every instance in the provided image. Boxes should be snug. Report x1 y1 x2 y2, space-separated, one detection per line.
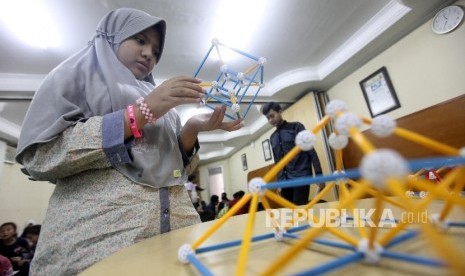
127 105 142 138
136 97 156 123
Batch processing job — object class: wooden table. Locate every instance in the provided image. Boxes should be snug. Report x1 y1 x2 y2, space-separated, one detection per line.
81 198 465 275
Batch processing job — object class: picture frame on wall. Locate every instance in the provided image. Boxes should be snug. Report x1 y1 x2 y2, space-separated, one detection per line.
241 153 248 171
359 66 401 117
262 139 272 161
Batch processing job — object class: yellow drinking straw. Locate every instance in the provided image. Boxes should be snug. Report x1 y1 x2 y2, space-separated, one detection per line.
236 193 259 275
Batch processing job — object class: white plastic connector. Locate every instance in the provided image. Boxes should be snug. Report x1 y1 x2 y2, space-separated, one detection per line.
295 130 316 151
419 191 428 199
231 103 240 112
360 149 409 189
333 170 347 185
328 133 348 150
211 38 219 46
405 190 415 198
357 239 384 264
371 115 396 137
430 213 449 231
273 226 286 242
248 177 265 195
335 113 362 136
325 100 348 118
220 64 228 73
178 243 194 264
258 57 267 65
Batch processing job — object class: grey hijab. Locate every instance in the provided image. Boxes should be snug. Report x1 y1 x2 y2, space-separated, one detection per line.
16 8 187 188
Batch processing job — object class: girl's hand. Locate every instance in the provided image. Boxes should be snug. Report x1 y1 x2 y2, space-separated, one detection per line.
144 76 205 118
186 105 243 133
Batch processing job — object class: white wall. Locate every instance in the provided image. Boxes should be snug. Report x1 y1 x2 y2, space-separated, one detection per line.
0 162 54 233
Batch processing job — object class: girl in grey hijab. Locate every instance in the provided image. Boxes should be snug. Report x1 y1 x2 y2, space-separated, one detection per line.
16 8 242 275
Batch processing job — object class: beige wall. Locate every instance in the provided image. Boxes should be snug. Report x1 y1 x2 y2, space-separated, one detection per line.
0 162 54 232
327 0 465 121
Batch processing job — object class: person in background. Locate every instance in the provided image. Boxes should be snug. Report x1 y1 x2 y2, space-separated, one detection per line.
0 254 14 276
217 192 230 214
205 195 220 220
185 174 200 207
228 190 249 215
0 222 30 276
19 220 35 239
261 102 324 205
23 225 41 260
15 8 242 275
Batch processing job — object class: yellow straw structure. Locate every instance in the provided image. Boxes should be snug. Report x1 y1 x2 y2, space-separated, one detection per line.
311 115 331 134
192 193 252 249
409 178 465 208
326 227 359 247
439 168 465 220
352 206 368 239
263 146 301 182
347 179 404 209
304 182 335 209
379 184 439 246
361 116 372 125
339 179 349 201
394 128 459 155
368 192 383 249
336 150 343 172
343 180 367 239
261 225 327 276
262 183 369 275
348 127 375 154
388 179 465 274
264 190 298 209
236 193 259 276
261 197 282 231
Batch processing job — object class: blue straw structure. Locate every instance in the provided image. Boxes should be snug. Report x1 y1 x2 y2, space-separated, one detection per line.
186 254 215 276
381 251 445 267
293 252 364 276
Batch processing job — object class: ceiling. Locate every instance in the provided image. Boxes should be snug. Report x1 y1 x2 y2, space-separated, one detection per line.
0 0 454 165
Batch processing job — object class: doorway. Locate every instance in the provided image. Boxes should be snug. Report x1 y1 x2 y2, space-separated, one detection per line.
207 166 224 198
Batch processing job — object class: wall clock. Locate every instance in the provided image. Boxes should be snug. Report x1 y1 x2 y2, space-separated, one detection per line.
431 5 464 34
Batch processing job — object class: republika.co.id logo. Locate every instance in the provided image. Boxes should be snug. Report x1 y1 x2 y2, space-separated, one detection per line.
265 208 429 228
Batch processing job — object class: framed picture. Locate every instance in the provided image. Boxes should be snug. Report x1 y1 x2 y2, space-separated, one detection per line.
262 139 272 161
359 67 401 117
241 153 248 171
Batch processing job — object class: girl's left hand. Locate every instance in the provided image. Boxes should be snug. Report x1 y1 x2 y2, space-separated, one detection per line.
186 105 243 132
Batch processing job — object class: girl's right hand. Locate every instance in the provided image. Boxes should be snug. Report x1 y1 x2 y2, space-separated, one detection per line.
144 76 205 118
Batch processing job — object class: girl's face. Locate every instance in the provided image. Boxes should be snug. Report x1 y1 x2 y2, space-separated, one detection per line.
117 27 161 80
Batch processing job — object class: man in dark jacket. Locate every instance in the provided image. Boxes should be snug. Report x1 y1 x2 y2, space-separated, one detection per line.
262 102 324 205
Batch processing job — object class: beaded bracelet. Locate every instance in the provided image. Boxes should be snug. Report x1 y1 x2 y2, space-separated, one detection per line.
127 105 142 138
136 97 156 124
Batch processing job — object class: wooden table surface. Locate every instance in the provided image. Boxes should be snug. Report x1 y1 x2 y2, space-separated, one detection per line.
81 197 465 275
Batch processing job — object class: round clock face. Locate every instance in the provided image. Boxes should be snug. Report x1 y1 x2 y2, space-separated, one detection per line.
432 5 464 34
